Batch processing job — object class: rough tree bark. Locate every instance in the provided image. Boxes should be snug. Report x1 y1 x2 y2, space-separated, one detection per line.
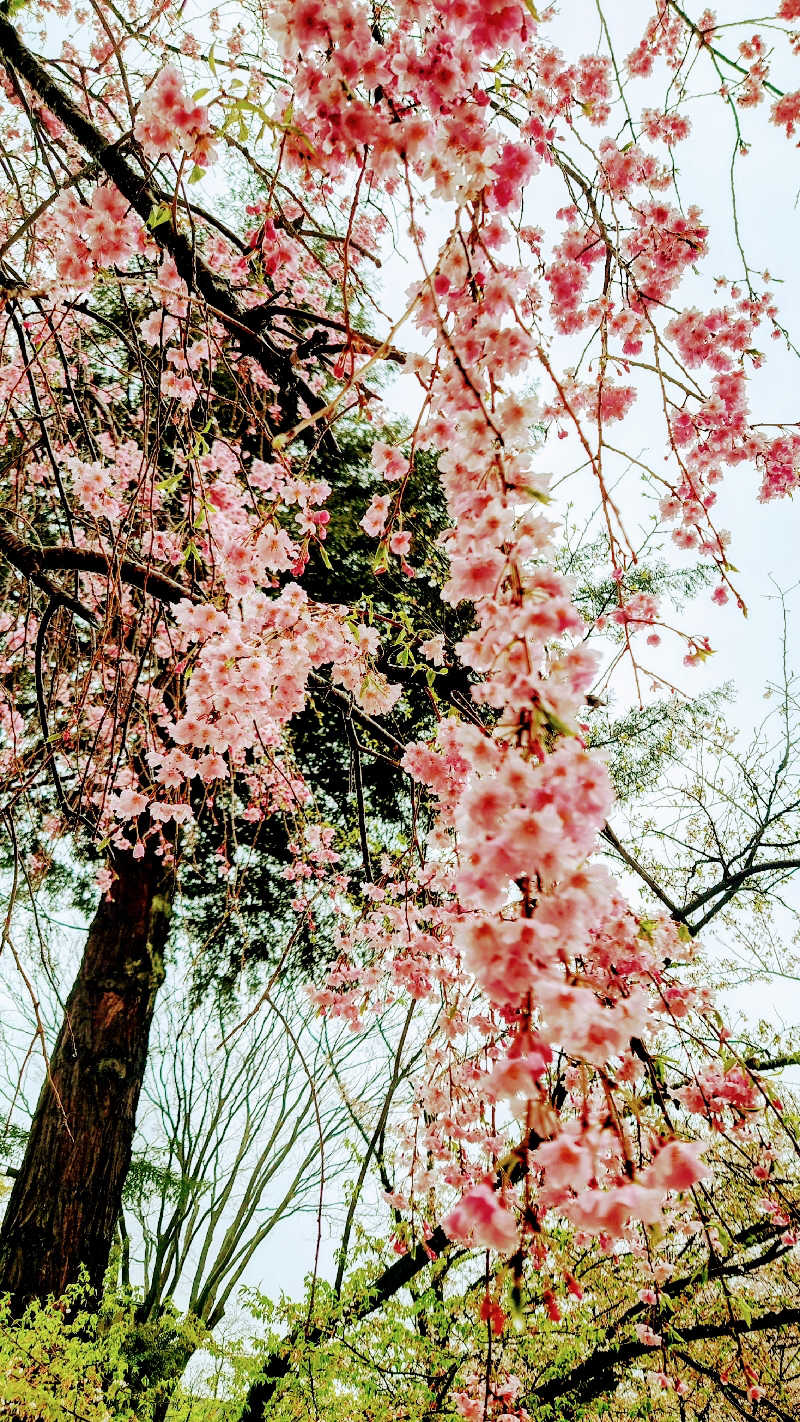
0 845 174 1311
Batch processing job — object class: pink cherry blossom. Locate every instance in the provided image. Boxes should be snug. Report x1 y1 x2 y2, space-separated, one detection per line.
443 1184 519 1253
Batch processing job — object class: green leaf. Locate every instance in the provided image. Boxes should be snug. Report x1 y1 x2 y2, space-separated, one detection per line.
147 201 172 230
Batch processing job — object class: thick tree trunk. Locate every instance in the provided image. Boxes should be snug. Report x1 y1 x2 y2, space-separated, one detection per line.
0 847 174 1311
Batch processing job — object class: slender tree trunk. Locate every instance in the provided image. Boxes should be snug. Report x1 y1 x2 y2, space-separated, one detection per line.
149 1342 194 1422
0 846 174 1311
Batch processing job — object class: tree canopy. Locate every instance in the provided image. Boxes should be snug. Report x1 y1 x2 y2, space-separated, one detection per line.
1 0 800 1418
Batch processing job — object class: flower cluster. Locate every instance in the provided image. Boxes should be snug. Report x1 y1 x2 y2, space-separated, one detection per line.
134 65 216 166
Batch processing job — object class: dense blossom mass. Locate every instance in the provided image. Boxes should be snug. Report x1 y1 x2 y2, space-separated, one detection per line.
0 0 799 1414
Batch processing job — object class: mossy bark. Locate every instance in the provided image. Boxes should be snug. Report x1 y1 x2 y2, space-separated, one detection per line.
0 847 174 1310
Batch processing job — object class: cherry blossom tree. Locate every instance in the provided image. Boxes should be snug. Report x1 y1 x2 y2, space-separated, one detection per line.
1 0 800 1416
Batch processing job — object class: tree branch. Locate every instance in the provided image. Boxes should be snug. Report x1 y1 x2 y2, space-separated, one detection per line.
0 14 334 444
239 1130 542 1420
0 525 189 608
601 822 684 922
531 1306 800 1408
38 544 190 604
744 1050 800 1074
0 522 96 623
